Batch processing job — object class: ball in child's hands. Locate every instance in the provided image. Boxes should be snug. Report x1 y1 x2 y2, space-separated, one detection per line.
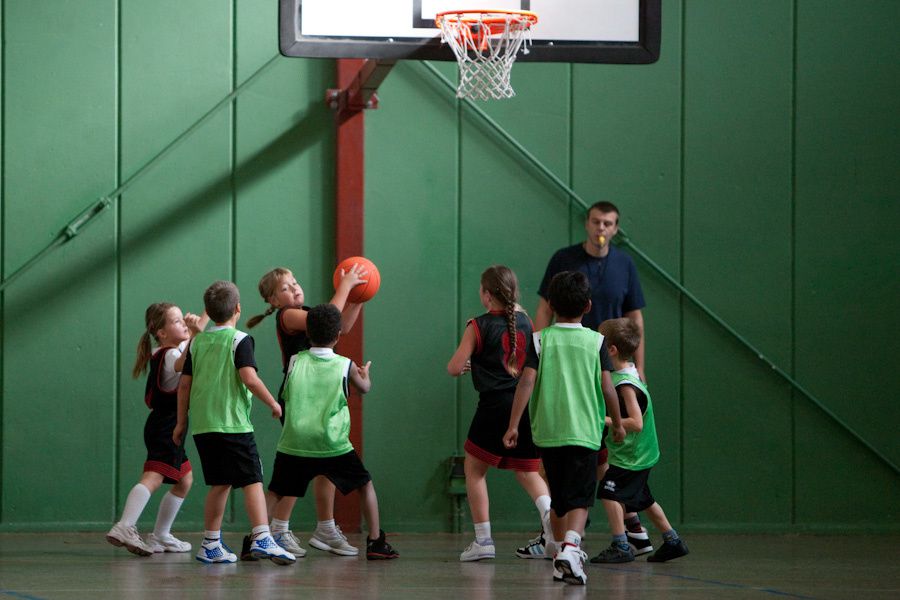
333 256 380 303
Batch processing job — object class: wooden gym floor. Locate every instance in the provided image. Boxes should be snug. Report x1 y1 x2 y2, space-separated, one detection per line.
0 532 897 599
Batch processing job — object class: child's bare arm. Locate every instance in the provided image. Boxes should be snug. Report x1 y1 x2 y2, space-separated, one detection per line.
239 366 282 419
619 385 644 433
173 375 192 445
281 306 309 333
447 325 476 376
348 360 372 393
602 370 626 442
503 367 536 448
340 302 363 334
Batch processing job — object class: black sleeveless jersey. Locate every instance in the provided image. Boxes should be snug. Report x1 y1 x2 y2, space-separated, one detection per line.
469 311 532 393
144 346 178 411
276 306 311 372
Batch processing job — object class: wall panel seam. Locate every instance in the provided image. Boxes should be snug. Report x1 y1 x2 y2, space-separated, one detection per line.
113 0 123 520
790 0 798 526
678 0 686 523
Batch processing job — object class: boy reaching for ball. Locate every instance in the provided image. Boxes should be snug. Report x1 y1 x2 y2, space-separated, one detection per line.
266 303 398 560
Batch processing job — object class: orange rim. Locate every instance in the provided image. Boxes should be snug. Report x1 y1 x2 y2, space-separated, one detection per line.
435 9 538 29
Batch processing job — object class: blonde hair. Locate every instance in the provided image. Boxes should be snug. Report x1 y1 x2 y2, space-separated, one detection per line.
481 265 521 377
132 302 176 379
247 267 292 329
598 317 642 360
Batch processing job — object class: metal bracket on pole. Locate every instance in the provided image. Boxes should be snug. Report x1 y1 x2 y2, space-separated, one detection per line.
326 59 397 113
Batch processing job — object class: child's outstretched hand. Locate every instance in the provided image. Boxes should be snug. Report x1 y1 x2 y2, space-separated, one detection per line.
184 312 203 335
503 428 518 449
337 262 368 290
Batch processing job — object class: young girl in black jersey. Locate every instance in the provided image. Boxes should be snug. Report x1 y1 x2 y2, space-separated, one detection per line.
106 302 206 556
447 265 553 562
245 265 366 558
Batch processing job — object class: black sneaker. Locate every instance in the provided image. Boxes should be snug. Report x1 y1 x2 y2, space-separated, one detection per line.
627 527 654 556
515 532 547 559
366 530 399 560
647 539 689 563
589 543 635 564
240 534 258 561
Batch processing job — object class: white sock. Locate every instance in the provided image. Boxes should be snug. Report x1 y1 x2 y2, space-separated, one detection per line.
203 530 221 542
270 518 289 534
119 484 152 527
317 519 337 534
535 495 552 536
251 524 270 540
474 521 492 544
563 530 582 547
153 492 184 537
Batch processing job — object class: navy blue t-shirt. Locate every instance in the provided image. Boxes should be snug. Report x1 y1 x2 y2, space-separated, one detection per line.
537 243 645 331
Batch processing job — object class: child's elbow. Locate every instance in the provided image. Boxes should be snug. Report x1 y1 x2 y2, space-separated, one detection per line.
446 363 459 377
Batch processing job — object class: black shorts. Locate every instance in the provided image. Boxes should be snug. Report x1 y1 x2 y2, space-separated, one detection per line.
540 445 598 517
268 449 371 497
465 390 540 472
143 410 191 484
598 465 655 513
193 432 263 488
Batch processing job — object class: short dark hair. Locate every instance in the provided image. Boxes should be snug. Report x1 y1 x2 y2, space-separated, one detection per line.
586 201 620 224
598 318 642 360
547 271 591 319
204 280 240 323
307 303 342 347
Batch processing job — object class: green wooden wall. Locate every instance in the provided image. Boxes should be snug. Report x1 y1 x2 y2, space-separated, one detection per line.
1 0 898 533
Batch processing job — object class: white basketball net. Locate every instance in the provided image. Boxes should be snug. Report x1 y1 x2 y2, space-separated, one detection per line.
436 11 537 101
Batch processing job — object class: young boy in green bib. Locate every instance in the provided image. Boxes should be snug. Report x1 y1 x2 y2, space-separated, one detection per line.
266 303 398 560
590 317 688 564
173 280 295 565
504 271 625 586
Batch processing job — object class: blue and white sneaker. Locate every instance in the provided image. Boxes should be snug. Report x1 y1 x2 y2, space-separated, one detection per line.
196 539 237 564
515 532 547 559
273 530 307 558
250 534 296 565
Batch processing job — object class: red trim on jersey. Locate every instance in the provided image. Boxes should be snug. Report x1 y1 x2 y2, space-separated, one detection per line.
464 439 541 472
144 459 192 481
468 319 482 355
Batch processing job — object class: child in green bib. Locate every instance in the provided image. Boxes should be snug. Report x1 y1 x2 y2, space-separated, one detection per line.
504 271 625 586
173 280 294 566
590 317 688 564
267 303 398 560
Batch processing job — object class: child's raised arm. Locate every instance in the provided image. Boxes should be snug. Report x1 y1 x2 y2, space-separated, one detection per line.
349 360 372 394
239 366 282 419
447 323 476 376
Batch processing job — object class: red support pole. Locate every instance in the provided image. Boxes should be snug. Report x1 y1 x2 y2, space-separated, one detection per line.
333 58 366 533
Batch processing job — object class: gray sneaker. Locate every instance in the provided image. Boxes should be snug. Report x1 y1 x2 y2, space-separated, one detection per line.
309 526 359 556
106 522 153 557
273 530 307 558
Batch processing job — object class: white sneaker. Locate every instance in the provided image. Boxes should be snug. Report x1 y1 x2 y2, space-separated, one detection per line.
459 539 495 562
106 522 153 557
545 539 561 559
147 532 191 553
195 539 237 564
250 534 296 565
273 530 307 558
554 543 588 585
309 526 359 556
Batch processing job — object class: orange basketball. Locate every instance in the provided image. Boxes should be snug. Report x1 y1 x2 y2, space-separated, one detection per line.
333 256 381 303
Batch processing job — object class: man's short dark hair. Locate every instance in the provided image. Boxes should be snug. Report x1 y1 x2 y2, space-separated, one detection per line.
547 271 591 319
586 201 620 224
307 303 342 347
204 280 240 323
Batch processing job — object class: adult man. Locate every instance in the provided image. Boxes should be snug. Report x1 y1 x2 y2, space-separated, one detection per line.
535 200 646 380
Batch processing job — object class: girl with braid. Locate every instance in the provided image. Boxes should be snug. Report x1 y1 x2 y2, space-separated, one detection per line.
244 265 366 558
448 265 552 562
107 302 207 556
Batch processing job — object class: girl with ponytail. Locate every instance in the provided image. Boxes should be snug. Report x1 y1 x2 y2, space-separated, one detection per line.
108 302 207 556
447 265 552 563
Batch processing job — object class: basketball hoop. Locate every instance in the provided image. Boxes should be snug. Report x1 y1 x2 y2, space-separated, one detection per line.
435 9 538 101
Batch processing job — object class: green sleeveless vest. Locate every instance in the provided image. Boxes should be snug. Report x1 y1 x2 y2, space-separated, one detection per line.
606 370 660 470
278 351 353 457
529 325 606 450
188 328 253 434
